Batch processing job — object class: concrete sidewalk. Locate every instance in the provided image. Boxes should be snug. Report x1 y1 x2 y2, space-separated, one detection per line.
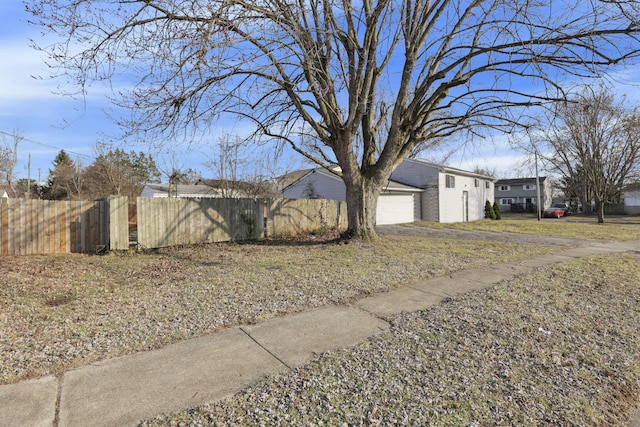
1 239 639 427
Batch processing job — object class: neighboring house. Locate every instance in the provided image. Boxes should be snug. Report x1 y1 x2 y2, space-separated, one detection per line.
195 178 280 198
141 183 222 198
0 185 15 199
494 177 552 213
624 183 640 215
142 179 277 199
281 159 495 224
280 167 423 225
390 158 495 223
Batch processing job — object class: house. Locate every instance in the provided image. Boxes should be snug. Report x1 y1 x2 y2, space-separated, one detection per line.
0 185 16 199
281 159 495 224
280 167 423 225
141 179 278 199
624 183 640 215
494 177 552 213
141 183 222 198
390 158 495 223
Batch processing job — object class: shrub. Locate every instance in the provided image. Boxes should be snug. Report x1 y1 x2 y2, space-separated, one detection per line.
485 200 496 219
493 201 502 220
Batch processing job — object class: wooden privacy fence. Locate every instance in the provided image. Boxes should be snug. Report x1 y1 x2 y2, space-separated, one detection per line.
0 196 129 256
136 197 347 249
267 198 346 237
0 196 346 255
136 197 264 248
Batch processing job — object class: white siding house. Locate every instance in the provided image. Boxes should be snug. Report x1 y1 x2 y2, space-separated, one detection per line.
0 185 15 199
280 168 423 225
280 169 347 201
141 183 222 198
624 184 640 215
391 159 495 223
281 160 495 224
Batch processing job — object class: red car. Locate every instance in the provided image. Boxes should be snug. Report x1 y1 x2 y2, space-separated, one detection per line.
543 206 566 218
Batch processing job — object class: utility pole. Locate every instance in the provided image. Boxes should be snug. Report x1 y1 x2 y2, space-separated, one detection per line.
27 153 31 199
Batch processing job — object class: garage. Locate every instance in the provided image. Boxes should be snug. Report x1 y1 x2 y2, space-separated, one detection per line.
376 193 416 225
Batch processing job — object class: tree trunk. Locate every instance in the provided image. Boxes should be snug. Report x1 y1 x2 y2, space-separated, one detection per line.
343 177 381 240
596 200 605 223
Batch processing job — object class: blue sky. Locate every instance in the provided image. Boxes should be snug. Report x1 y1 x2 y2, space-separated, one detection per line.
0 2 252 182
1 2 109 181
2 2 640 183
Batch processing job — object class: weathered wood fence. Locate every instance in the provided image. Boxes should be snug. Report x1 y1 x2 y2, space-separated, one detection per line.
0 196 128 256
136 197 346 249
267 198 345 237
0 196 346 255
136 197 263 248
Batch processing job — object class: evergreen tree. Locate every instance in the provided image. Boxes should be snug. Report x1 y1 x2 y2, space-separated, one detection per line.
493 202 502 220
83 146 161 198
42 150 83 200
485 200 496 220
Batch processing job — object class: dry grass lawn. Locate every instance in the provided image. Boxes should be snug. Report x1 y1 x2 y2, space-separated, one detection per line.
1 233 556 385
142 252 640 426
415 215 640 241
1 221 639 425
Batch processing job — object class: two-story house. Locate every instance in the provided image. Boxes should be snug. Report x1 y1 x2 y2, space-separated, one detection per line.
494 177 552 213
281 159 495 224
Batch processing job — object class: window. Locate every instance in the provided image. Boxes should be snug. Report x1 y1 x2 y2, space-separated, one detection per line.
498 185 510 191
445 175 455 188
474 178 480 187
500 198 513 205
524 184 537 190
485 180 490 189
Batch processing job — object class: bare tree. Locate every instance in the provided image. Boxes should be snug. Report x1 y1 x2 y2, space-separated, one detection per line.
0 131 23 196
472 166 498 179
206 134 244 198
204 134 282 198
83 142 161 198
536 86 640 223
28 0 640 238
43 150 86 200
166 168 199 197
153 151 202 197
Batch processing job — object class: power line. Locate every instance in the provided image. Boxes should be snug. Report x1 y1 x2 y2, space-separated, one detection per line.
0 130 96 161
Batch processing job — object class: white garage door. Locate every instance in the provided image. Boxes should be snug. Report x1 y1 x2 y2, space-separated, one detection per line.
377 194 415 225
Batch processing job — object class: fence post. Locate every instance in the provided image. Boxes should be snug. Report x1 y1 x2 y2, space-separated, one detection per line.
262 199 268 239
0 199 7 255
108 196 130 251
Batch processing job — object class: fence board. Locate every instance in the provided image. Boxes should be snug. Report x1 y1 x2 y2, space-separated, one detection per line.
17 201 25 255
108 196 129 250
58 201 66 254
1 200 8 255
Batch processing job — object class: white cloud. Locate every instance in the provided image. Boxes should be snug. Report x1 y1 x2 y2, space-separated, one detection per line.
0 41 60 103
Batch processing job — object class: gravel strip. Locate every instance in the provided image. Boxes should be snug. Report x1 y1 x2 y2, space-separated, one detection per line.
140 253 640 426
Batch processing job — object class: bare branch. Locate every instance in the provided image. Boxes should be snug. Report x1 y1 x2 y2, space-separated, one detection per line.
28 0 640 234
